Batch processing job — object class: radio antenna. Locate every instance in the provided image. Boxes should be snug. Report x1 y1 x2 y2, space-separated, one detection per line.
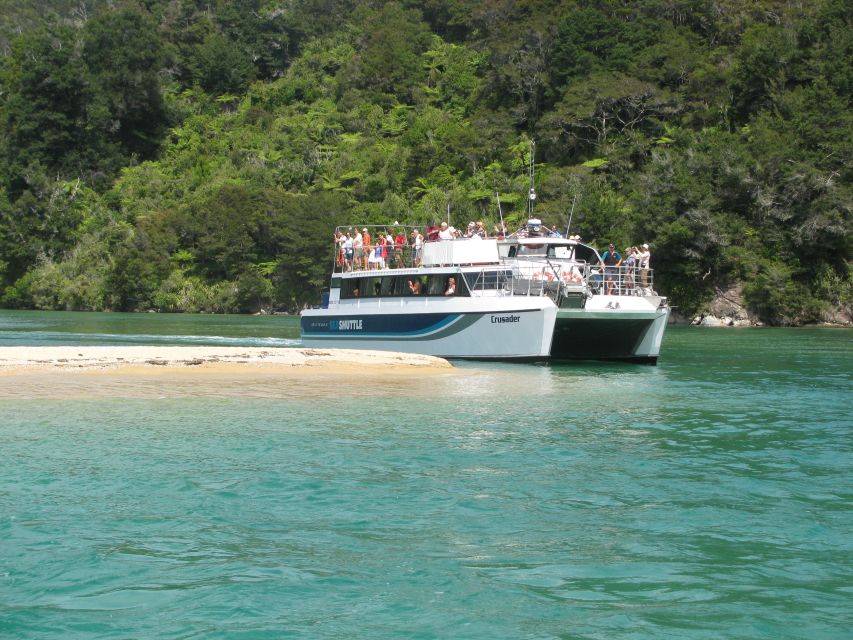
565 194 577 237
527 140 536 218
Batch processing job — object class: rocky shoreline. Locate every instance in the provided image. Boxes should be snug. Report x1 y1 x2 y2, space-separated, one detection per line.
669 284 852 327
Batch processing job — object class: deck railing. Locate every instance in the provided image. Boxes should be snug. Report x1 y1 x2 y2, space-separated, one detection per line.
331 226 657 296
508 259 656 297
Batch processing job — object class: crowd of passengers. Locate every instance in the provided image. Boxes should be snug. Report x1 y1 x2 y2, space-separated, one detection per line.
334 220 504 272
334 222 652 295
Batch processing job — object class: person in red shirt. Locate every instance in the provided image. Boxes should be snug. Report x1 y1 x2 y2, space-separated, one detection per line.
426 221 440 242
394 230 407 267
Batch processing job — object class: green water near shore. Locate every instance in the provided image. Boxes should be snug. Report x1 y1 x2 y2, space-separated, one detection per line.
0 310 851 638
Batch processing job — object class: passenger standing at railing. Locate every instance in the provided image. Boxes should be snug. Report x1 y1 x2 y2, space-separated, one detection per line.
368 236 383 270
476 221 488 238
361 228 371 270
438 222 453 240
624 246 638 294
381 230 391 268
394 229 407 268
600 243 622 295
353 229 363 271
335 230 345 269
410 229 423 266
426 221 440 242
381 234 390 269
343 231 354 272
638 244 651 292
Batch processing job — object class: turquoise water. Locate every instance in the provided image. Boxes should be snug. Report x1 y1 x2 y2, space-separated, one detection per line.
1 310 851 639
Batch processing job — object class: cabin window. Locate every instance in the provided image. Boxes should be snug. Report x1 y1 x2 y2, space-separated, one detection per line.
404 275 427 296
427 274 467 296
462 270 511 291
340 278 364 299
341 274 468 298
518 244 546 256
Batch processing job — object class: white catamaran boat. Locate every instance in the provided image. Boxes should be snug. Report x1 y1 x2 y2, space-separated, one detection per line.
300 223 670 363
300 227 557 360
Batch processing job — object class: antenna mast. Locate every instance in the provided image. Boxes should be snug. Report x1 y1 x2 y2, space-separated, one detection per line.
527 140 536 219
565 194 577 237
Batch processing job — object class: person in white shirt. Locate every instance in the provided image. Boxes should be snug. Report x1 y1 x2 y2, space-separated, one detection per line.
410 229 424 266
353 230 363 271
438 222 453 240
444 277 456 295
343 232 354 272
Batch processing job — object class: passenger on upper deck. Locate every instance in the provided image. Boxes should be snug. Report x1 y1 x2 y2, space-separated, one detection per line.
394 229 407 268
438 222 453 240
335 230 345 268
343 231 354 272
638 243 651 292
410 229 423 266
353 229 363 271
600 243 622 295
426 221 440 242
361 228 371 270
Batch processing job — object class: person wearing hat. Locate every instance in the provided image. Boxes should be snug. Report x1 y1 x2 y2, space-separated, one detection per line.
638 243 651 291
599 243 622 295
624 246 639 294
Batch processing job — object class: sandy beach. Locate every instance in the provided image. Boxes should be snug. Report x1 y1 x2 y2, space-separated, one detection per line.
0 346 452 374
0 346 457 398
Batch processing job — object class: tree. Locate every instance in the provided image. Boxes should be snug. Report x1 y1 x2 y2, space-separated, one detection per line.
82 6 167 166
0 24 90 193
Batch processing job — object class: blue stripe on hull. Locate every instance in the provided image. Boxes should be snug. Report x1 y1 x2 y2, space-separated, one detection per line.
301 313 462 339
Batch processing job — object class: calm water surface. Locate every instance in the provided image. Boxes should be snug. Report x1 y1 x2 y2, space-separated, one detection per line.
1 310 851 639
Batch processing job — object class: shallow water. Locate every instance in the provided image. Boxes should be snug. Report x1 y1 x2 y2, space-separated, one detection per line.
1 311 851 639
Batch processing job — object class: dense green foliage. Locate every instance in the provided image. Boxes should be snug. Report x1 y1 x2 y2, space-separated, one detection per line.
1 0 850 322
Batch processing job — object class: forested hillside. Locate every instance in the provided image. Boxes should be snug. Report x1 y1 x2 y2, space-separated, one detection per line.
0 0 850 322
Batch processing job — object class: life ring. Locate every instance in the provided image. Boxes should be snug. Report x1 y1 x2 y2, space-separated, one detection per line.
562 269 582 284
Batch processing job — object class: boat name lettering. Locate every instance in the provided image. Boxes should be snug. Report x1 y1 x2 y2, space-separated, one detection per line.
331 319 363 331
491 314 521 324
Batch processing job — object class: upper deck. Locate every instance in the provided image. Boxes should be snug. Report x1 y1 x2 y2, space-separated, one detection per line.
332 225 500 275
329 224 658 300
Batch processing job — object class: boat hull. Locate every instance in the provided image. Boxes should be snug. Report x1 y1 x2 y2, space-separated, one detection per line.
550 299 670 363
301 301 556 360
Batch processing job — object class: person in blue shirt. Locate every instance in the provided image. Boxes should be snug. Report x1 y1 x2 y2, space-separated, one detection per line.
600 243 622 294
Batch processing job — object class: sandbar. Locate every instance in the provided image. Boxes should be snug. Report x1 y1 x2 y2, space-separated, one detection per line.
0 346 453 375
0 346 461 399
